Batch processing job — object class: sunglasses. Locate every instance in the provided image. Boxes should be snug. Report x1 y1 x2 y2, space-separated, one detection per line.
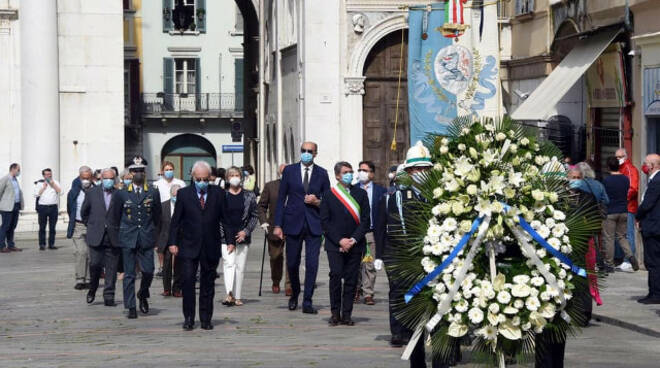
301 149 314 154
194 178 210 183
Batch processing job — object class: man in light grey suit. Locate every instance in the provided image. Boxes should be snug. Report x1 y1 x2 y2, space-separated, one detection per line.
0 163 24 253
81 168 121 306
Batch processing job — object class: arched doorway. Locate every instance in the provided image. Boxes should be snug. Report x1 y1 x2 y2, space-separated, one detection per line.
362 29 409 185
161 134 217 181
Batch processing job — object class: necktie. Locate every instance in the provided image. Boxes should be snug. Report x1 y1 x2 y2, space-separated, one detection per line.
199 190 206 209
303 168 309 194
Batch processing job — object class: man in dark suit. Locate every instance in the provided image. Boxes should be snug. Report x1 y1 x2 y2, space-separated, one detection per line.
168 161 229 331
321 162 370 326
636 153 660 304
257 163 291 295
273 141 331 314
81 168 120 306
108 156 162 319
354 160 387 305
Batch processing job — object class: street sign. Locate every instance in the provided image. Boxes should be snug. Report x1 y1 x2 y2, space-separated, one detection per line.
222 144 244 152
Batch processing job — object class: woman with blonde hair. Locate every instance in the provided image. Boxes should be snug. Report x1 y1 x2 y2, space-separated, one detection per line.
221 166 258 306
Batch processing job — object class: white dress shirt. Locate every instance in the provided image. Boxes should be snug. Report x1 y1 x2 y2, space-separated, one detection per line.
75 191 85 221
301 163 314 185
34 180 60 206
359 181 374 229
154 177 186 201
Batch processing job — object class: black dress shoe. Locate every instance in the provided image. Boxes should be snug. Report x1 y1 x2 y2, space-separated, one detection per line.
39 247 45 251
328 312 340 327
74 283 86 290
288 297 298 311
104 299 116 307
302 306 318 314
128 308 138 319
201 322 214 330
341 317 355 326
139 297 149 314
86 290 96 304
390 335 405 347
637 297 660 304
183 318 194 331
48 246 58 250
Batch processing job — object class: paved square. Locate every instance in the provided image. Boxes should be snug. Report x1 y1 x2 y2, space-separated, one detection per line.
0 232 658 367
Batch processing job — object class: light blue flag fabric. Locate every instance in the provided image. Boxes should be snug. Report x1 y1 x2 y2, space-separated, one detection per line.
407 5 457 144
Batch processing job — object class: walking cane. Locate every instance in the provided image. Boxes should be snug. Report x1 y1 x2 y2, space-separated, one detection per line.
258 231 267 296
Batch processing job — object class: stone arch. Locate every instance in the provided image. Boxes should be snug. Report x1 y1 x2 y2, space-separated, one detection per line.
348 14 408 77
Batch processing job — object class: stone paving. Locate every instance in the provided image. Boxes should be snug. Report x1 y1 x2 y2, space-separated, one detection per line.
0 232 658 367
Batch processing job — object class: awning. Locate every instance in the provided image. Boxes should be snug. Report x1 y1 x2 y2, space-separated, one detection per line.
511 28 621 121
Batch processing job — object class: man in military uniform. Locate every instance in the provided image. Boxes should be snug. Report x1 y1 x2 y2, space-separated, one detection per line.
374 142 457 368
109 156 162 319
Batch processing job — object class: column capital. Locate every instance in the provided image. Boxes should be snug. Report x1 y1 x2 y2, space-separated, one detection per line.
344 76 366 96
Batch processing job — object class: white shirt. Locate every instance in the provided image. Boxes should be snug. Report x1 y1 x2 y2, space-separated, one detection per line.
301 163 314 185
154 177 186 201
34 180 60 206
359 181 374 228
75 191 86 221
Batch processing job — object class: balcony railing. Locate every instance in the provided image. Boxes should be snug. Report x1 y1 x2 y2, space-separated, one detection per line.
141 93 242 116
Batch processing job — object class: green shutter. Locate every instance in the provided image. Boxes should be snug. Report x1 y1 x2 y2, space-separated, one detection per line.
197 0 206 33
195 58 201 94
163 58 174 93
162 0 173 32
234 58 244 111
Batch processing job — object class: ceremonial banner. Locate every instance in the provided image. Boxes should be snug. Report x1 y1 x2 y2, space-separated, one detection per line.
408 2 501 144
585 47 626 108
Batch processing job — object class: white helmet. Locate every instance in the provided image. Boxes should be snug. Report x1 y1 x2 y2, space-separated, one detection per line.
403 141 433 169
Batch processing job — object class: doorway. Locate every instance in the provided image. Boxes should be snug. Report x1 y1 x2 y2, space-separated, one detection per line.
161 134 217 181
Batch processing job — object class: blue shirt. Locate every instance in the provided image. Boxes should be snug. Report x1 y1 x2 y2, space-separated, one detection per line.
195 186 208 203
10 176 20 203
603 174 629 214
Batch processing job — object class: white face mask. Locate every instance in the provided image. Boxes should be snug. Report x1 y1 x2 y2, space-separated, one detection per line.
618 158 625 165
357 171 370 184
229 177 242 187
388 172 395 180
81 179 92 189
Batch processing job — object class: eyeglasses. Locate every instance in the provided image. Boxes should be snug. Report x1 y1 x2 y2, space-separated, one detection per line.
301 149 314 154
194 178 210 183
358 169 371 173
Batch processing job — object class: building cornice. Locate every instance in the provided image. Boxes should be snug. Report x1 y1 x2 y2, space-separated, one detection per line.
346 0 431 12
501 54 555 68
0 8 18 20
167 46 202 53
632 31 660 46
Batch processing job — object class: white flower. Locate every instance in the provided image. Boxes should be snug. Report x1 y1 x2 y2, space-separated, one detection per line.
508 171 524 187
477 325 497 340
484 122 496 132
525 296 541 311
447 321 468 337
497 290 512 304
536 249 547 258
451 201 466 216
529 311 547 329
434 283 446 294
445 180 460 192
530 220 542 229
458 143 466 151
496 132 507 141
487 312 499 326
433 187 444 199
468 307 484 324
513 299 525 309
427 224 442 237
481 149 498 167
466 184 478 195
511 283 531 298
536 225 551 239
441 138 449 146
531 189 545 202
437 202 451 215
510 144 518 153
551 225 565 238
512 316 521 326
539 303 556 319
441 218 458 232
513 275 530 284
503 306 519 315
475 198 493 217
488 303 500 314
454 156 475 177
469 147 479 159
545 218 556 228
440 145 449 154
531 276 545 287
498 319 522 340
553 210 566 221
455 299 469 313
461 128 471 136
534 156 547 166
540 291 551 301
520 137 530 146
547 237 561 250
548 192 559 203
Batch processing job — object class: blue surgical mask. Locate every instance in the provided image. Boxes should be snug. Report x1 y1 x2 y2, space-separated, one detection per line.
341 173 353 185
195 180 209 192
301 152 313 164
102 179 114 190
164 170 174 179
171 196 176 203
123 179 132 187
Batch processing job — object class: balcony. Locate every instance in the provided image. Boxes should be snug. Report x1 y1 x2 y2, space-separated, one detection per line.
141 93 243 119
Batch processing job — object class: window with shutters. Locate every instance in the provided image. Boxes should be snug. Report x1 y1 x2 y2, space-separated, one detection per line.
164 0 205 33
175 58 197 94
515 0 535 15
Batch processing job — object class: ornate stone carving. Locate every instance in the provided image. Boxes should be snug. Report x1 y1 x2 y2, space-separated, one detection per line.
352 13 365 33
344 76 366 96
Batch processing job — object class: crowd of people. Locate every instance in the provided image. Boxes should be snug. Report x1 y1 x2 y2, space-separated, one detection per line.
1 142 659 368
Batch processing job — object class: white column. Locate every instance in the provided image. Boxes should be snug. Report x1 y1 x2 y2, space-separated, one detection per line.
20 0 60 211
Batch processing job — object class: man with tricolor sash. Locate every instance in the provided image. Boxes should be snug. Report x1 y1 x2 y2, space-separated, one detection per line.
320 161 370 327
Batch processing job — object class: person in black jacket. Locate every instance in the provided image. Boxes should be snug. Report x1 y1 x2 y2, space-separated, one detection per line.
637 153 660 304
168 161 230 331
320 161 370 326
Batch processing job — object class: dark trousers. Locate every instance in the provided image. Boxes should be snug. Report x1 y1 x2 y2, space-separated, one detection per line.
535 329 566 368
286 224 321 308
162 246 182 294
643 235 660 298
37 204 58 248
385 267 408 338
121 245 154 309
326 248 361 317
268 237 290 287
89 232 120 301
0 202 20 249
180 254 219 323
409 337 454 368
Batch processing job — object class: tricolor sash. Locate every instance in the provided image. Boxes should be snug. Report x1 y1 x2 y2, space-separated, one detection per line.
331 184 361 224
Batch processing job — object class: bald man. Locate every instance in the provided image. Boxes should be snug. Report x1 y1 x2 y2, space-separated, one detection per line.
615 148 640 260
257 164 291 295
636 154 660 304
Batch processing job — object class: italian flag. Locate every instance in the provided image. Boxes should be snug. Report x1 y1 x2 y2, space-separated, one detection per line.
445 0 467 25
331 184 361 224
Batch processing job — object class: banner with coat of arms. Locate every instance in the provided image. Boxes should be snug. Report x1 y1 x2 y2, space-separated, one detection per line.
408 1 502 144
